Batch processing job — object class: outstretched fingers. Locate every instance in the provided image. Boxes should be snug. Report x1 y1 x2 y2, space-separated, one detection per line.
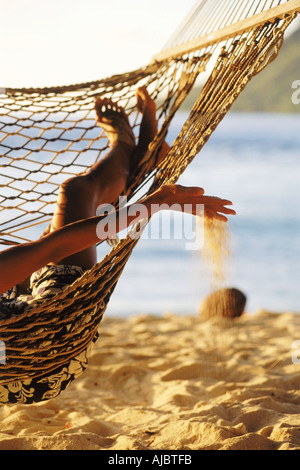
204 199 236 222
180 190 236 221
205 210 229 222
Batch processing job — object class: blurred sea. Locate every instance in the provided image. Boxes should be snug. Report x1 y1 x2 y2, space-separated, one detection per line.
106 112 300 316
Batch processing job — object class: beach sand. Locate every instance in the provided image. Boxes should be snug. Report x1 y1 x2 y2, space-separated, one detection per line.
0 310 300 451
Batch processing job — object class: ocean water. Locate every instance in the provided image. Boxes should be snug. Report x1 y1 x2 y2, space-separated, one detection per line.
106 112 300 316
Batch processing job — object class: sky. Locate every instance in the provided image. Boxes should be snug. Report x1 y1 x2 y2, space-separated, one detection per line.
1 0 196 88
2 0 299 89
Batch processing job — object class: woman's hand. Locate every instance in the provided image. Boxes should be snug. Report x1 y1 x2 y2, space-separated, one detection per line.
157 184 236 222
203 196 236 222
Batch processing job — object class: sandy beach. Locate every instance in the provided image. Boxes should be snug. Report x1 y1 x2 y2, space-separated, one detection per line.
0 309 300 451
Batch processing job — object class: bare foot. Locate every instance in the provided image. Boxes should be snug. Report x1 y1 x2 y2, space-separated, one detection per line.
129 87 159 176
95 97 135 150
135 86 158 151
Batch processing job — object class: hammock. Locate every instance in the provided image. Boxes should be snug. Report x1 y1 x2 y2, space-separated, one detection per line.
0 0 299 404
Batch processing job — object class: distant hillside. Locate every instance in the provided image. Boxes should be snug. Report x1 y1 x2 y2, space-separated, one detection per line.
232 27 300 113
180 27 300 113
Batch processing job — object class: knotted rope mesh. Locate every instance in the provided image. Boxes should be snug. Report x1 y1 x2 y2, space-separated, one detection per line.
0 0 298 386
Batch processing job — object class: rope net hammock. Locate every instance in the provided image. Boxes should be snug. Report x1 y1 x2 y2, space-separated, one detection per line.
0 0 299 404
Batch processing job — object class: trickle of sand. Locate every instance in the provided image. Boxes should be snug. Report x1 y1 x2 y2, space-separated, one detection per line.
202 217 231 287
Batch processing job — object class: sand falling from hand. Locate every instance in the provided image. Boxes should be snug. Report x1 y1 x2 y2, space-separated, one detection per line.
198 216 234 381
202 217 231 290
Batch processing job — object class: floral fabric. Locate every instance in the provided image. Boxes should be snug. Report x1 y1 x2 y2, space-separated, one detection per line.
0 265 85 320
0 265 100 405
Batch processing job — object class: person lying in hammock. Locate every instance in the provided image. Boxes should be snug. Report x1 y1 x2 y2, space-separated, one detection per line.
0 87 235 319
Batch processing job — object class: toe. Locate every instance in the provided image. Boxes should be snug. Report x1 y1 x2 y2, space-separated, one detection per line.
136 86 148 98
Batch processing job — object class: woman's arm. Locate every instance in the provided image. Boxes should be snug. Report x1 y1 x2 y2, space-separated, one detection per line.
0 185 235 294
